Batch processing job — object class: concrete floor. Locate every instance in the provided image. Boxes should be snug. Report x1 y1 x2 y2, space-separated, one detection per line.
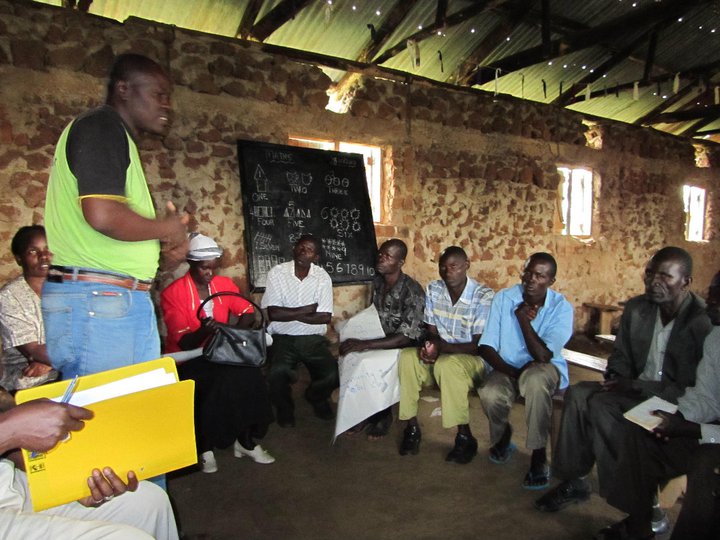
168 338 681 540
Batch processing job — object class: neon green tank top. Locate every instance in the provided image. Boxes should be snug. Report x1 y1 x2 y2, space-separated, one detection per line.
45 119 160 280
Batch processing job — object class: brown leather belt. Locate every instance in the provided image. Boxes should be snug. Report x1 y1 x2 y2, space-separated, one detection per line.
47 267 153 292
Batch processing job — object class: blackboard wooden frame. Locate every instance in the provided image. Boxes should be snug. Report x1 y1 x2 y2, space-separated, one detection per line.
237 140 378 291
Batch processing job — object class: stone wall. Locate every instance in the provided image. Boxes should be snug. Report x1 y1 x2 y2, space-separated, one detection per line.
1 0 718 334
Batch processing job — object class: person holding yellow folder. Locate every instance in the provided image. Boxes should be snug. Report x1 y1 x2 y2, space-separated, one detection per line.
0 400 179 539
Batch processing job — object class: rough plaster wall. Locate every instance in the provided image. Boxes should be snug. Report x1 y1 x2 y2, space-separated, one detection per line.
0 0 719 335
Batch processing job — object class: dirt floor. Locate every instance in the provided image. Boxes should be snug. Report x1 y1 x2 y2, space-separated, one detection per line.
169 336 681 540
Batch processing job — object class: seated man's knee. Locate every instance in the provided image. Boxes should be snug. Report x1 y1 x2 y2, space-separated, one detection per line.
689 444 720 478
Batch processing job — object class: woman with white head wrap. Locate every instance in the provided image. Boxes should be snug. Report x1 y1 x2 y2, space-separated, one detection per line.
160 233 275 473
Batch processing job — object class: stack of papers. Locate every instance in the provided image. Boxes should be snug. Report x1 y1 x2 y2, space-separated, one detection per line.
623 396 678 431
15 358 196 511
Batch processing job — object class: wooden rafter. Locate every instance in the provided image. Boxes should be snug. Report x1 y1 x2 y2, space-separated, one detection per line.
565 58 720 106
680 116 720 137
435 0 448 28
372 1 504 65
553 28 654 106
648 104 720 124
489 0 709 74
236 0 265 40
357 0 419 63
249 0 313 43
635 84 703 126
643 30 659 82
452 0 534 86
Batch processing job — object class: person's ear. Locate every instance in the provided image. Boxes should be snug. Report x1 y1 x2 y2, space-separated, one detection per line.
14 255 22 267
684 276 692 289
115 80 131 102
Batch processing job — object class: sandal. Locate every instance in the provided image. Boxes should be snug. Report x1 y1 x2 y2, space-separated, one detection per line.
344 421 368 436
366 414 392 440
522 463 550 490
488 441 516 464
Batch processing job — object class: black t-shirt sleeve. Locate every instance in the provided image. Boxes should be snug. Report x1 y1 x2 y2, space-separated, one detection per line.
66 107 130 197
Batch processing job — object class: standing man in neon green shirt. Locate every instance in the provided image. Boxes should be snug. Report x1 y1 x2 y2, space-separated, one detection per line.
43 53 188 380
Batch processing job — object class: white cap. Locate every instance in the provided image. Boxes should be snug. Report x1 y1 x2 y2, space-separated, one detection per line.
186 233 223 261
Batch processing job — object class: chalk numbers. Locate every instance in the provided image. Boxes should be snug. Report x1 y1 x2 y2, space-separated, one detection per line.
324 262 375 277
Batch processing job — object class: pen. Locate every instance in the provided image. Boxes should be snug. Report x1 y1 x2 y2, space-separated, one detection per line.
59 375 80 404
30 376 80 458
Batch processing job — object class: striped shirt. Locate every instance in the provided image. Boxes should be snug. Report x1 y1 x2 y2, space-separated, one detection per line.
424 277 494 344
261 261 333 336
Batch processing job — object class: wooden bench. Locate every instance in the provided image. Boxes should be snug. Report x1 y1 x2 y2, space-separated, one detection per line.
561 348 608 373
583 302 623 336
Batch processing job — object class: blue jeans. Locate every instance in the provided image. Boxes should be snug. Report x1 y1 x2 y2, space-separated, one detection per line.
42 279 166 490
42 280 160 379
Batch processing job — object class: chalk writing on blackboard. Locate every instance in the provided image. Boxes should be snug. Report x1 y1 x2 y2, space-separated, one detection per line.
238 140 377 290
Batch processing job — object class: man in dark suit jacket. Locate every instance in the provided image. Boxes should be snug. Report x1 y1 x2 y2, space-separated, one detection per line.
535 246 712 516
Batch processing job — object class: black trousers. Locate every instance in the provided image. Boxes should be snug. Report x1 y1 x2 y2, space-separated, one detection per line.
267 334 338 412
605 424 720 540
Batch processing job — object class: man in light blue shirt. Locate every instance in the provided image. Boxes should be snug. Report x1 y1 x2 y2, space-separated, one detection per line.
478 252 573 489
397 246 494 464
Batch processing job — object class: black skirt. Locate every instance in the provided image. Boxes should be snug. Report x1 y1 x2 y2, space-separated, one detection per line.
178 357 274 452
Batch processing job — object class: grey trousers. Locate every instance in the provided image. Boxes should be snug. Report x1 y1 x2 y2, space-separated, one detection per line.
552 381 643 496
477 363 559 450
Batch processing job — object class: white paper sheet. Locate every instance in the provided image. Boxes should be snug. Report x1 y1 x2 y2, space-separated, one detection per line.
333 305 401 440
337 304 385 342
54 368 177 407
623 395 678 431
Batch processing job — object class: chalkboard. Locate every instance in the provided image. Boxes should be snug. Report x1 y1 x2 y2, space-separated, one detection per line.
237 140 378 291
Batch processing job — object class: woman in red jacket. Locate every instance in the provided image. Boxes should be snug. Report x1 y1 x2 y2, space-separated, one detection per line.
161 234 274 473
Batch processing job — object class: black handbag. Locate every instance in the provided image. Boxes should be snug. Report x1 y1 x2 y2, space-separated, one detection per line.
196 291 266 367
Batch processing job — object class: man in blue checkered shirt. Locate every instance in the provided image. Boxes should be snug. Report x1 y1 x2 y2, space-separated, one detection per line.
397 246 494 464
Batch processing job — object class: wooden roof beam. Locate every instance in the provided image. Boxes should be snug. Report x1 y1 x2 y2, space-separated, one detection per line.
647 104 720 124
452 0 534 86
372 1 505 65
489 0 709 73
357 0 419 63
679 116 719 137
634 84 702 125
249 0 313 42
236 0 265 40
553 28 653 106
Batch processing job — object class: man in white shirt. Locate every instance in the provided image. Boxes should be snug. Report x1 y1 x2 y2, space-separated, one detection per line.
595 271 720 540
261 235 337 427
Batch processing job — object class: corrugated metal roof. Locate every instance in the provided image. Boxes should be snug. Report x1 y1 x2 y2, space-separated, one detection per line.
29 0 720 141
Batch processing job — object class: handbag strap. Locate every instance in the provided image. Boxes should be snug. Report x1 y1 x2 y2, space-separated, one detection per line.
195 291 265 327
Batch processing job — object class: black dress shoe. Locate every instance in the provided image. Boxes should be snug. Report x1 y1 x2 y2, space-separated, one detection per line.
445 432 478 464
276 407 296 428
310 399 335 421
534 479 591 512
399 424 421 455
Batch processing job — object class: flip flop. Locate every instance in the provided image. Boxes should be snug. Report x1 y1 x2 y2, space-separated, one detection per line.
344 421 368 436
488 441 516 464
366 415 392 440
522 464 550 490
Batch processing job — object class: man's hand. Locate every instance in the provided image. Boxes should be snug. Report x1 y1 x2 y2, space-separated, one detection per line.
78 467 139 507
652 410 701 441
515 302 539 322
1 400 93 453
340 338 368 355
601 374 636 393
159 201 189 271
419 340 439 364
22 362 52 378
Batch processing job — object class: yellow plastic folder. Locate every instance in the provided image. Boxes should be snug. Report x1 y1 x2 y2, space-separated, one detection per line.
15 357 196 511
